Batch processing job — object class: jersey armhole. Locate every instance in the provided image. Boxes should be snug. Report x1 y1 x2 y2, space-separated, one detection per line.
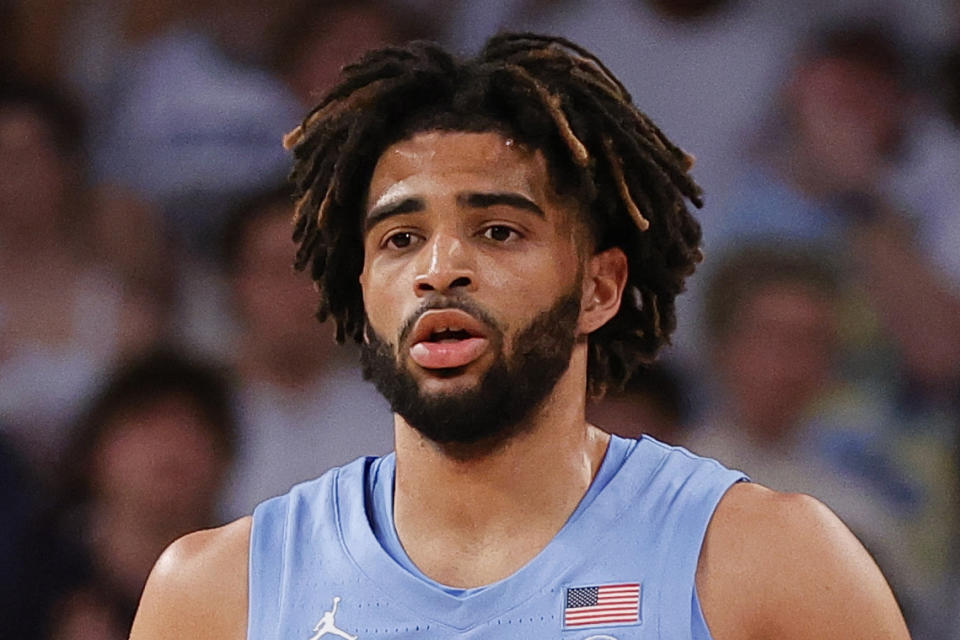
691 582 713 640
656 465 748 640
689 477 750 640
247 495 290 639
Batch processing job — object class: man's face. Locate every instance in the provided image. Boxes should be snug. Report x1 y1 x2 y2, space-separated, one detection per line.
716 283 837 435
287 7 402 104
94 396 227 524
792 57 906 188
359 130 588 447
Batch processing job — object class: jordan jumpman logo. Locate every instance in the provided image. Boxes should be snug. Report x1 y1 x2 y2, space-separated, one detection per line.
308 597 357 640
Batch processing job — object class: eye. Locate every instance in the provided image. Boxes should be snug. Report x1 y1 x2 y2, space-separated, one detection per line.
385 231 418 249
482 225 519 242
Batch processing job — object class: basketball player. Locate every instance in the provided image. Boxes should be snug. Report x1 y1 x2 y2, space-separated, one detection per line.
130 34 910 639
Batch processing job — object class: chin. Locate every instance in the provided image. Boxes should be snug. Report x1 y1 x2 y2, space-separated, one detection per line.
417 377 478 398
363 292 579 454
409 359 489 389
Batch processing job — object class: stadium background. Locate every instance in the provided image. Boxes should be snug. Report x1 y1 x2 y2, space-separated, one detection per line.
2 0 960 637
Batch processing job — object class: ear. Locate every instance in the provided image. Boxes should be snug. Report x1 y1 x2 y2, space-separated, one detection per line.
579 247 628 335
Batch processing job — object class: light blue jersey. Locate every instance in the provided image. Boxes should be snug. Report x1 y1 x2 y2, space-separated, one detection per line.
248 435 747 639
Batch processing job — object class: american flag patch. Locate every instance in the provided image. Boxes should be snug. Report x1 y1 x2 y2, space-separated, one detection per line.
563 583 641 628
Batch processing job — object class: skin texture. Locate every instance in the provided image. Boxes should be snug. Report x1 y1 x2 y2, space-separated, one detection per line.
129 131 910 640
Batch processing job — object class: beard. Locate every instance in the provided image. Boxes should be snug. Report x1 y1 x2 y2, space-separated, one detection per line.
360 289 581 456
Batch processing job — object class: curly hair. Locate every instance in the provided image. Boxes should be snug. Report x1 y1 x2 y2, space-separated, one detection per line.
284 33 703 396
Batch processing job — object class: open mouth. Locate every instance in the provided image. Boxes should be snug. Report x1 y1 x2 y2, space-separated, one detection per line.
428 328 474 342
408 310 492 370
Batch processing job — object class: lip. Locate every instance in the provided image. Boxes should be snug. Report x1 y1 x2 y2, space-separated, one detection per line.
407 309 491 370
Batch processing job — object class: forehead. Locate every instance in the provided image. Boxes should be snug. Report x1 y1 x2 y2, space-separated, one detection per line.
365 130 558 206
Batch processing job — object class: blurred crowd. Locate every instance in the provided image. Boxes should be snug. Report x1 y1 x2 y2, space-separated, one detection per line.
2 0 960 637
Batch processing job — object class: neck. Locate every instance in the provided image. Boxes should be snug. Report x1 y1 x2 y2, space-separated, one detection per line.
392 350 610 588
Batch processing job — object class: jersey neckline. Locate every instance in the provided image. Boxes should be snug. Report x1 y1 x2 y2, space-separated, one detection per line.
368 433 634 597
334 434 659 631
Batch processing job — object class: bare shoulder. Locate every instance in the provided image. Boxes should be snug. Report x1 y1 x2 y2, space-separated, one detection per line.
696 482 910 640
129 517 251 640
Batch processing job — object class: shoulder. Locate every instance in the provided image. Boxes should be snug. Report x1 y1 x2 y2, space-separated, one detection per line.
129 517 251 640
697 483 910 640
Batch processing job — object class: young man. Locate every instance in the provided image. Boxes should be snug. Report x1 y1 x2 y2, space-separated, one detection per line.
130 34 909 639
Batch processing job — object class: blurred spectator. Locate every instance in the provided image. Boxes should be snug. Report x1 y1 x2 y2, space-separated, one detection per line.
689 249 845 470
62 0 302 113
706 22 960 396
200 0 304 64
692 249 841 454
218 187 393 518
686 247 958 634
587 364 688 445
78 1 301 257
271 0 428 108
892 1 960 317
0 79 166 469
18 350 235 640
699 33 960 616
60 0 197 123
85 185 176 316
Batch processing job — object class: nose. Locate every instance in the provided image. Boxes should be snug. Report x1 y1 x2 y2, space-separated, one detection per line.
414 231 476 296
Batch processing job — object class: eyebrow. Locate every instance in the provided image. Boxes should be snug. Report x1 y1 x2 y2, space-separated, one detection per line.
365 197 425 231
459 192 545 218
364 191 545 232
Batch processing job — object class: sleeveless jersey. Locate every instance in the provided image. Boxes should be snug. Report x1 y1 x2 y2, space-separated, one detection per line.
248 435 747 639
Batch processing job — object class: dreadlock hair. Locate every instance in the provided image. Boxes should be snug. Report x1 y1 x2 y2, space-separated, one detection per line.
285 32 704 398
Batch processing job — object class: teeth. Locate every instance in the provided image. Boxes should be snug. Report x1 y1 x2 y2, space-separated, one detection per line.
429 324 465 334
422 318 474 343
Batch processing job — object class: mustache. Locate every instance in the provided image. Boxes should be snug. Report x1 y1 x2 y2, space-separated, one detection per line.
397 295 503 348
